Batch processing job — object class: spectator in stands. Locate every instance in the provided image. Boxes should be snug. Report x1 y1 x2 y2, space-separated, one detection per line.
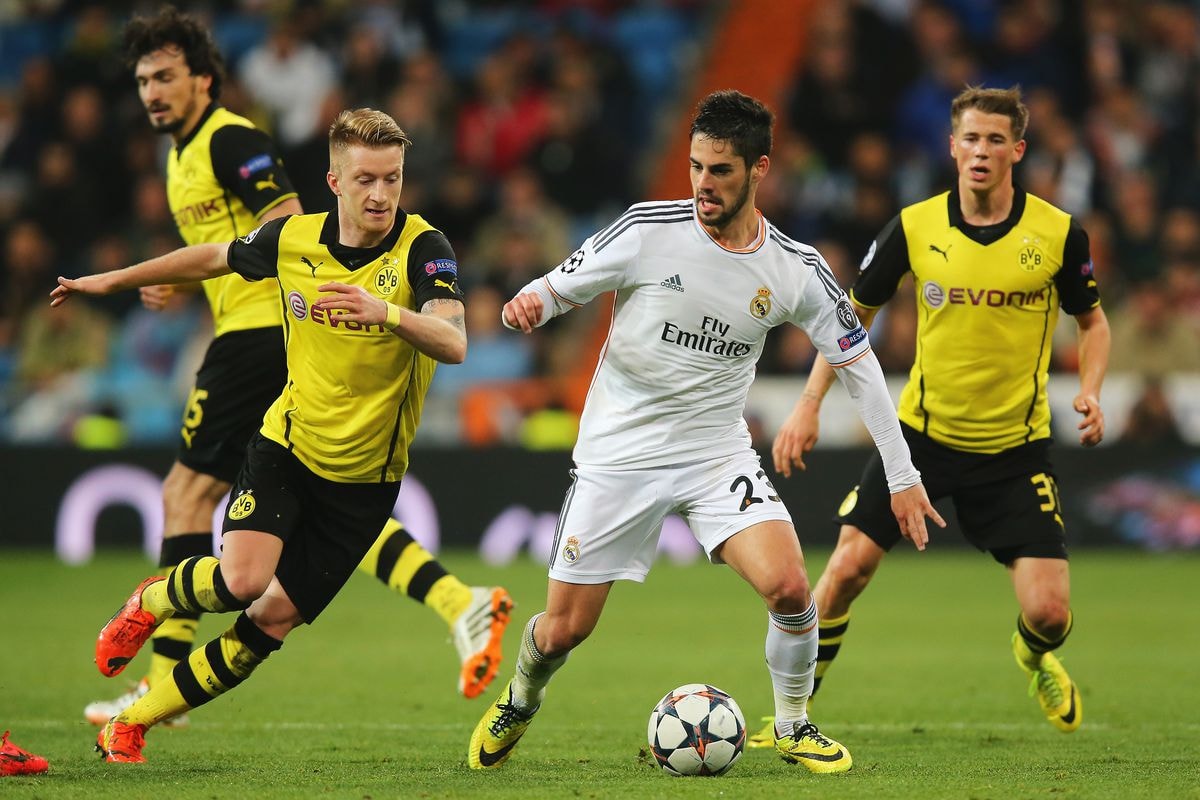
1108 280 1200 378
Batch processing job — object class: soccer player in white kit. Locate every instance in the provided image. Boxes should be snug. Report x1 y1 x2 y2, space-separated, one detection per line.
468 90 945 774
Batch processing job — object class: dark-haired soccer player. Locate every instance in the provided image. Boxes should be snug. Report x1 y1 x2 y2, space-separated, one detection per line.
467 90 945 774
754 85 1109 743
83 8 510 729
56 108 467 763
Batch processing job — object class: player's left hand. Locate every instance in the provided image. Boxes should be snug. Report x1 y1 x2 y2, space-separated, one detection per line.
889 483 946 552
313 282 387 325
1073 392 1104 447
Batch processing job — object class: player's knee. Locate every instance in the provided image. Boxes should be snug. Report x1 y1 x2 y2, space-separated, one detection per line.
219 568 273 606
536 613 594 656
163 465 228 511
759 570 811 614
824 546 877 601
1023 599 1071 639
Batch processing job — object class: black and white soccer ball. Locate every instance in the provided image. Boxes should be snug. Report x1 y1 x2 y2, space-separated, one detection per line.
647 683 746 777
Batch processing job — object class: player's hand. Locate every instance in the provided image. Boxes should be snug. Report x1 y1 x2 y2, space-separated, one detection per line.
50 274 112 307
888 483 945 552
503 292 544 333
140 284 175 311
772 396 821 478
1074 392 1104 447
313 281 387 324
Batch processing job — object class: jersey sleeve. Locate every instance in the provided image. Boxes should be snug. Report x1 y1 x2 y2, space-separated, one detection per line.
850 213 910 309
227 216 288 280
210 125 299 218
1054 219 1100 315
407 230 465 309
790 247 872 367
540 208 641 307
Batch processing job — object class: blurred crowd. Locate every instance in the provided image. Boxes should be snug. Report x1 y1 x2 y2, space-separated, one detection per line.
0 0 1197 449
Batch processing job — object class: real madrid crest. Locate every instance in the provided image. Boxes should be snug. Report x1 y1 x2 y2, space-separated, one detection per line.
750 287 772 318
562 535 581 564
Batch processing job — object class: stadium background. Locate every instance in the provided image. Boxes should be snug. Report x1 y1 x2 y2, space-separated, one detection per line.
0 0 1196 555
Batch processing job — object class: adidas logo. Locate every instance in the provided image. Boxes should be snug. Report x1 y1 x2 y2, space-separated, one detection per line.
660 274 684 292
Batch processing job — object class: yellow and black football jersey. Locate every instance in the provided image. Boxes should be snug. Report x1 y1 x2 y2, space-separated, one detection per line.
227 210 464 483
167 103 297 337
852 187 1100 453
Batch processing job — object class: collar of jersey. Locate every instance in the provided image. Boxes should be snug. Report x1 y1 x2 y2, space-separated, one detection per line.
947 184 1027 245
693 206 767 256
318 210 408 270
174 101 220 155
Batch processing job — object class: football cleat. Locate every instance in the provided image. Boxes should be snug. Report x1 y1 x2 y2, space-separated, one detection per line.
0 730 49 776
468 680 538 769
775 721 852 773
1013 633 1082 733
96 719 148 764
747 715 776 748
96 577 166 678
454 587 514 699
84 679 188 728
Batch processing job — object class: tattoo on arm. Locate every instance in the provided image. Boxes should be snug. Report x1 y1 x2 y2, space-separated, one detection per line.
422 297 465 334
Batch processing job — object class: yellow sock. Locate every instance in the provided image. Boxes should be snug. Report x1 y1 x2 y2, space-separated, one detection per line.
425 575 474 627
359 519 472 627
122 613 282 727
812 610 851 697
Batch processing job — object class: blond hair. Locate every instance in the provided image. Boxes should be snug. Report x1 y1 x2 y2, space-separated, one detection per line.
951 86 1029 141
328 108 412 157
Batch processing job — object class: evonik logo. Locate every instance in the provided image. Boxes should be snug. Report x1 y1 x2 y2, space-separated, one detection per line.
923 280 1050 309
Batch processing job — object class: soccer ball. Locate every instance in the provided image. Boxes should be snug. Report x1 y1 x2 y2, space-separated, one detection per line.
646 683 746 777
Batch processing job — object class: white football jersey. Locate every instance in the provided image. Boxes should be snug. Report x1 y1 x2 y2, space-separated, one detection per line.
542 200 872 469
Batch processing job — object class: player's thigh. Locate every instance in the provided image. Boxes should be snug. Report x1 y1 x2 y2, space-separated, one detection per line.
677 451 793 563
178 327 287 484
955 471 1069 564
547 467 673 585
276 466 400 625
716 519 812 609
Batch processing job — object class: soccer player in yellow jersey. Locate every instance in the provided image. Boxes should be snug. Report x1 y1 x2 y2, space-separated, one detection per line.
54 107 471 763
81 9 510 730
751 86 1110 743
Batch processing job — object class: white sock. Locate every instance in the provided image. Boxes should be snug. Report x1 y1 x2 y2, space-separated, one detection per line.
509 613 567 711
765 599 818 735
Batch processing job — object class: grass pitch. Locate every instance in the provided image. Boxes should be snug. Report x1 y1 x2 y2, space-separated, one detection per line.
1 548 1197 799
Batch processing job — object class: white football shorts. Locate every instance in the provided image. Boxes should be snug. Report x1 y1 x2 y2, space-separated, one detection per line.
547 450 794 584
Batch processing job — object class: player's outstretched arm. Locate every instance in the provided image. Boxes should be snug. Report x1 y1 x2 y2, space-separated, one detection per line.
51 243 232 307
312 282 467 364
1073 306 1110 447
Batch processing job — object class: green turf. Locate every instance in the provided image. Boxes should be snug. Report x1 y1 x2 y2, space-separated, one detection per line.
1 548 1197 798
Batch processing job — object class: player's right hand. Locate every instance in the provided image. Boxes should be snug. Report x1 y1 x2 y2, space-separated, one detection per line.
771 397 821 478
50 274 110 307
503 292 544 333
140 284 174 311
888 482 946 551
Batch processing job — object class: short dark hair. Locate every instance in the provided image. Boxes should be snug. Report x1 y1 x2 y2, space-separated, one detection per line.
689 90 774 165
951 85 1029 140
122 6 225 100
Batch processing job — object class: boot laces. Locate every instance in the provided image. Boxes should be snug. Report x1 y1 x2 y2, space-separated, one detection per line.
793 722 833 747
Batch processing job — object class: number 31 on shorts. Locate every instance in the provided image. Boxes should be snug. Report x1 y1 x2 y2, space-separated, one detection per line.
729 469 781 512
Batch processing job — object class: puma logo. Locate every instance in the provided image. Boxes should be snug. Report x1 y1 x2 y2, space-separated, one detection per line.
255 173 280 192
300 256 323 277
929 243 952 261
434 278 458 292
